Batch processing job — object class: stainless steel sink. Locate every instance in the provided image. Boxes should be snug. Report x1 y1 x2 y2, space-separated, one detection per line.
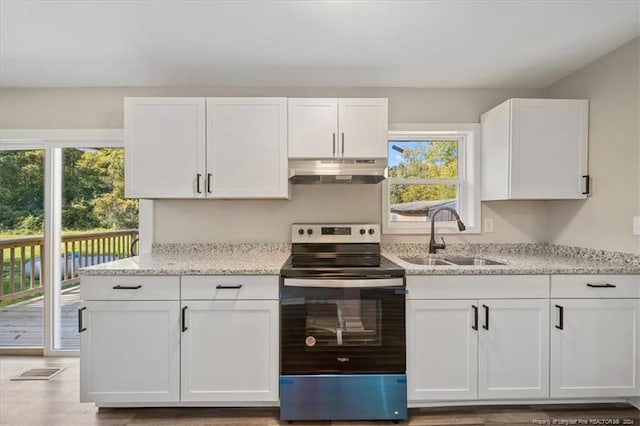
399 256 506 266
399 257 453 266
443 257 506 266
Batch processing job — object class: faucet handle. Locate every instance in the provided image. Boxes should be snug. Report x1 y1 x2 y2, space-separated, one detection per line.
440 237 446 249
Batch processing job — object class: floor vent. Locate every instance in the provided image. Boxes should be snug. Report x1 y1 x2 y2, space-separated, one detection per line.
11 367 66 381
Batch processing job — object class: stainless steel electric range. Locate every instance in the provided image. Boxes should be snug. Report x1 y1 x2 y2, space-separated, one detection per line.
279 223 407 422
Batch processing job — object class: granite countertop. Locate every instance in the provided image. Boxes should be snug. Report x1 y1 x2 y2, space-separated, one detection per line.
382 243 640 275
79 242 640 276
79 243 291 276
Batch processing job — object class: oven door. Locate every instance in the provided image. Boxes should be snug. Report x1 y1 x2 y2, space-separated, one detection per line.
280 277 405 374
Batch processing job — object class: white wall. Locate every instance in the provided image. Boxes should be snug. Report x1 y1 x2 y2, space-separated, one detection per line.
0 86 548 243
545 37 640 254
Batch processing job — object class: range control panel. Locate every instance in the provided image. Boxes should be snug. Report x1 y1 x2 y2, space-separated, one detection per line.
291 223 380 244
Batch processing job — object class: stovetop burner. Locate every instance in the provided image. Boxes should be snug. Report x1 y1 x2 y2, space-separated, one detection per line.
280 224 405 279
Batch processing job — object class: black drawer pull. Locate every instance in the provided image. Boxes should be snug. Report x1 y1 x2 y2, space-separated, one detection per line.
472 305 478 330
78 307 87 333
586 283 616 288
113 285 142 290
196 173 202 194
482 304 489 330
216 285 243 289
181 306 188 332
555 304 564 330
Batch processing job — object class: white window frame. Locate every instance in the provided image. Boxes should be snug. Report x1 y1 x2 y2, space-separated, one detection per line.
382 123 481 235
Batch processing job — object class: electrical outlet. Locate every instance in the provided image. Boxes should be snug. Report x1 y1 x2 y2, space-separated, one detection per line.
484 218 494 233
633 216 640 236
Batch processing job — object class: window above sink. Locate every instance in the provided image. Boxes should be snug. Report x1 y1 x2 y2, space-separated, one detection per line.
383 124 481 235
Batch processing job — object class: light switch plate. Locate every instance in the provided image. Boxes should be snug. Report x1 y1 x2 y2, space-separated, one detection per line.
633 216 640 235
484 218 494 233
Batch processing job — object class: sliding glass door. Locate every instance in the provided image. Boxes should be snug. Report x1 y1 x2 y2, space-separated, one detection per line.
1 135 137 354
0 149 45 348
55 147 138 350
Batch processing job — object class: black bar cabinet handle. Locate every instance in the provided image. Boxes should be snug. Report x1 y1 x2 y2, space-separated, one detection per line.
555 304 564 330
472 305 478 330
78 307 87 333
113 285 142 290
586 283 616 288
181 306 188 332
582 175 590 195
207 173 212 193
341 132 345 155
332 132 336 156
196 173 202 194
482 304 489 330
216 285 243 289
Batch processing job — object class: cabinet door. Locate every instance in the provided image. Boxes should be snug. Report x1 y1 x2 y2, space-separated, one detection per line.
478 299 549 399
551 298 640 398
206 98 289 198
181 300 279 402
288 98 338 158
407 300 477 401
510 99 588 199
338 98 388 158
80 301 180 404
124 97 206 198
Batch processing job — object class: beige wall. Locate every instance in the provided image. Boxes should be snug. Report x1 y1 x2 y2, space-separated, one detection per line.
0 86 541 128
1 86 548 243
545 37 640 254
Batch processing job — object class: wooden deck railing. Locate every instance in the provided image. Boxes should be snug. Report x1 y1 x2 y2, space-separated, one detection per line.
0 229 138 302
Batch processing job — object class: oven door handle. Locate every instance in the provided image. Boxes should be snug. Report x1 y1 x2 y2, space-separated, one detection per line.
283 278 404 288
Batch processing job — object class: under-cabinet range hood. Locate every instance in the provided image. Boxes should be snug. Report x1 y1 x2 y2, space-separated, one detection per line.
288 159 387 184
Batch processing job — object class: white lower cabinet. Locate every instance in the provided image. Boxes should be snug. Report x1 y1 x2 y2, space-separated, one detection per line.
180 300 279 402
478 299 549 399
550 298 640 398
79 300 181 403
80 274 279 406
407 275 551 403
407 299 478 401
408 298 548 401
550 275 640 398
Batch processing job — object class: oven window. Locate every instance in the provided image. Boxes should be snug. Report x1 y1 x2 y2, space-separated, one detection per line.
304 290 381 347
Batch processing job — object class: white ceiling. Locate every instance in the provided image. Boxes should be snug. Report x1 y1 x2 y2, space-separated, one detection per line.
1 0 638 89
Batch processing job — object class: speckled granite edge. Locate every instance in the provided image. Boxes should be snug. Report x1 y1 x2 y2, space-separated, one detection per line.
381 242 640 266
543 244 640 266
152 243 291 254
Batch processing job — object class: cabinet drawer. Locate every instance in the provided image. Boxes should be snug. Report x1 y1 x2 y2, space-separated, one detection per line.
181 275 278 300
407 275 549 299
80 275 180 300
551 275 640 298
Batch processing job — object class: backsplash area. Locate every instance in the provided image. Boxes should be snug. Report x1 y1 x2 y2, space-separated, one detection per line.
153 185 548 245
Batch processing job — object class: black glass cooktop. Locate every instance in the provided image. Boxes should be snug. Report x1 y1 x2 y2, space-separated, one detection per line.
280 243 405 279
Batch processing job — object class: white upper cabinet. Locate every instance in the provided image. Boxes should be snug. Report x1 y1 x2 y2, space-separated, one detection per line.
481 98 589 200
206 98 288 198
288 98 388 159
288 98 338 158
124 97 206 198
124 97 289 199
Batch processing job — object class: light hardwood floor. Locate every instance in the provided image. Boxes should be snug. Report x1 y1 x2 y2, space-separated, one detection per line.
0 356 638 425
